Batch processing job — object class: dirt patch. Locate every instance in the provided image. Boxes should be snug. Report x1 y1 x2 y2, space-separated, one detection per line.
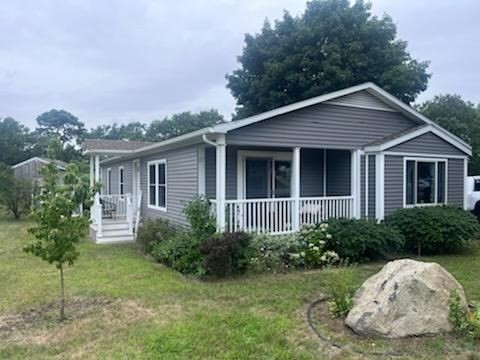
308 298 480 359
0 297 179 348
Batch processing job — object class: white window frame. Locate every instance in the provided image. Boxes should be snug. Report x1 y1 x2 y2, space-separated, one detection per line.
118 166 125 195
147 159 167 211
403 157 448 208
107 168 112 195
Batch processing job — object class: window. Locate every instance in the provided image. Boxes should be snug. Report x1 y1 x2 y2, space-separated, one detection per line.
118 166 124 195
405 159 447 207
107 168 112 195
147 160 167 210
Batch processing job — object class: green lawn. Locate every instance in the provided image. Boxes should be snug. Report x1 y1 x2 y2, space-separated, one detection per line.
1 216 479 359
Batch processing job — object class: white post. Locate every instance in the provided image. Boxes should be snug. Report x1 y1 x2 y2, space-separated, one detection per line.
375 153 385 221
94 193 102 238
464 157 468 210
94 154 100 183
126 194 134 235
90 156 94 187
351 150 361 219
292 147 301 231
216 135 226 232
198 146 206 197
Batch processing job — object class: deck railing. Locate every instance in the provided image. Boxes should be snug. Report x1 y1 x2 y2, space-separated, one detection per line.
215 196 354 234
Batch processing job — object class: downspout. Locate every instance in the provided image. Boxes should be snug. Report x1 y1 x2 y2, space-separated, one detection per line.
202 133 217 147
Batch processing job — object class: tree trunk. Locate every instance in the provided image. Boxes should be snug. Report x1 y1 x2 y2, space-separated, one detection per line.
60 264 65 321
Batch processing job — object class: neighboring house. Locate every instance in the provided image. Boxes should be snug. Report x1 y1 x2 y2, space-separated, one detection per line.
83 83 471 244
11 157 67 185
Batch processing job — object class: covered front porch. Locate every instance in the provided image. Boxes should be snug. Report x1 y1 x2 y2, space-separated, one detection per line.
201 135 361 234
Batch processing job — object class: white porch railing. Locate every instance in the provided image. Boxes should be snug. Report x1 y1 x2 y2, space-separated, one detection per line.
91 193 141 238
218 196 354 234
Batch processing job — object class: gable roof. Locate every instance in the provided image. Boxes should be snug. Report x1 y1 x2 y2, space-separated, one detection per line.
96 82 472 163
12 157 68 170
82 139 153 155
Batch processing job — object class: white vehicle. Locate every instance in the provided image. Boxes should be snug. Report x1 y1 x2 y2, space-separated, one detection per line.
465 176 480 215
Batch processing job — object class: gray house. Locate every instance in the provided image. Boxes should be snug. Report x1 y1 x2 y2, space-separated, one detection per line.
83 83 471 243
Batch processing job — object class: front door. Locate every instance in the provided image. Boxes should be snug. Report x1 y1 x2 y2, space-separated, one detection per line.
244 157 292 199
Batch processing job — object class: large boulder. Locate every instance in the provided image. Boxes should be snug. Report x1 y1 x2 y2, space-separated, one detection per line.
345 259 467 338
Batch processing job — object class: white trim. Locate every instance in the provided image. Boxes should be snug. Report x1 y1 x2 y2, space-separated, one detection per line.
106 168 112 195
11 157 66 170
132 159 141 197
83 149 136 156
350 150 361 218
323 149 327 196
375 153 385 220
236 150 293 200
89 156 94 187
383 151 468 160
147 159 167 212
198 146 206 196
118 166 125 195
464 159 468 210
365 155 369 218
402 157 448 208
364 125 471 156
215 134 226 231
292 147 301 231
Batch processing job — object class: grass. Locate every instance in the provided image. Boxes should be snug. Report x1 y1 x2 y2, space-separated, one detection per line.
0 215 479 359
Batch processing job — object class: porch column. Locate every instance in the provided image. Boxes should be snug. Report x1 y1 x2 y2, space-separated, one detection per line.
375 153 385 221
89 156 95 187
215 135 226 232
94 154 100 183
351 150 361 219
292 147 301 231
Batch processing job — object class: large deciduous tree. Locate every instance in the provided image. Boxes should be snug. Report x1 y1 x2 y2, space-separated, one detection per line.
36 109 86 144
0 117 33 165
226 0 431 119
0 163 33 219
87 122 147 141
146 109 225 142
419 94 480 174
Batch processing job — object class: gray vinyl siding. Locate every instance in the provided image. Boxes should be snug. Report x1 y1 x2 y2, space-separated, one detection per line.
326 150 351 196
205 147 350 200
368 155 376 219
448 158 465 206
226 104 418 149
384 155 465 216
140 145 198 227
300 148 324 197
325 90 394 112
384 156 404 216
101 160 133 195
388 132 467 156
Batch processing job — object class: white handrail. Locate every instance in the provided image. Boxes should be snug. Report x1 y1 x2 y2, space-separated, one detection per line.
134 191 142 240
126 194 134 235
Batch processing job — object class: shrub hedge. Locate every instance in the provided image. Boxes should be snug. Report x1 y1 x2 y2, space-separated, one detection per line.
385 206 479 255
137 218 177 254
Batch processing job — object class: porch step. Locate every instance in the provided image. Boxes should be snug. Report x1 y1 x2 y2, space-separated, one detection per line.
91 221 129 231
96 234 135 244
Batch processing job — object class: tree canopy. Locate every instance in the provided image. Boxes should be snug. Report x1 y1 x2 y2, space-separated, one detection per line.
419 94 480 174
36 109 86 144
226 0 431 119
0 117 34 165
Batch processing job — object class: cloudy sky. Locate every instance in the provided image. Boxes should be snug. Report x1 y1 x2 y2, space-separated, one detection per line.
1 0 479 129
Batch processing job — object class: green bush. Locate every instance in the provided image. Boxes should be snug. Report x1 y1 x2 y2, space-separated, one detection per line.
200 232 251 277
325 266 356 318
247 233 306 273
299 224 340 268
137 218 178 254
449 290 480 340
318 219 405 262
151 232 204 276
385 206 479 255
183 197 216 243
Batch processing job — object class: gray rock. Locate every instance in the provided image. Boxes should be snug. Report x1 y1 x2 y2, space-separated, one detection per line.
345 259 467 338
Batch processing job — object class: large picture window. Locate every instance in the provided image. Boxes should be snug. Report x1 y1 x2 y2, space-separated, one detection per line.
147 160 167 210
405 158 447 207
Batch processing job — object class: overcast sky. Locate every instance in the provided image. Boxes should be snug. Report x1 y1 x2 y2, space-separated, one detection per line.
1 0 479 129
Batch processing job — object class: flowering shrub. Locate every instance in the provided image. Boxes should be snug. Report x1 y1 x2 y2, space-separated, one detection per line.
300 223 340 268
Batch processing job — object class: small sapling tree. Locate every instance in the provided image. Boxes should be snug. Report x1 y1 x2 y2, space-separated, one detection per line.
24 139 95 321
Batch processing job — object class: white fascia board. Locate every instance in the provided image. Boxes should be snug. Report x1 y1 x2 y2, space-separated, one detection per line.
364 125 472 156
